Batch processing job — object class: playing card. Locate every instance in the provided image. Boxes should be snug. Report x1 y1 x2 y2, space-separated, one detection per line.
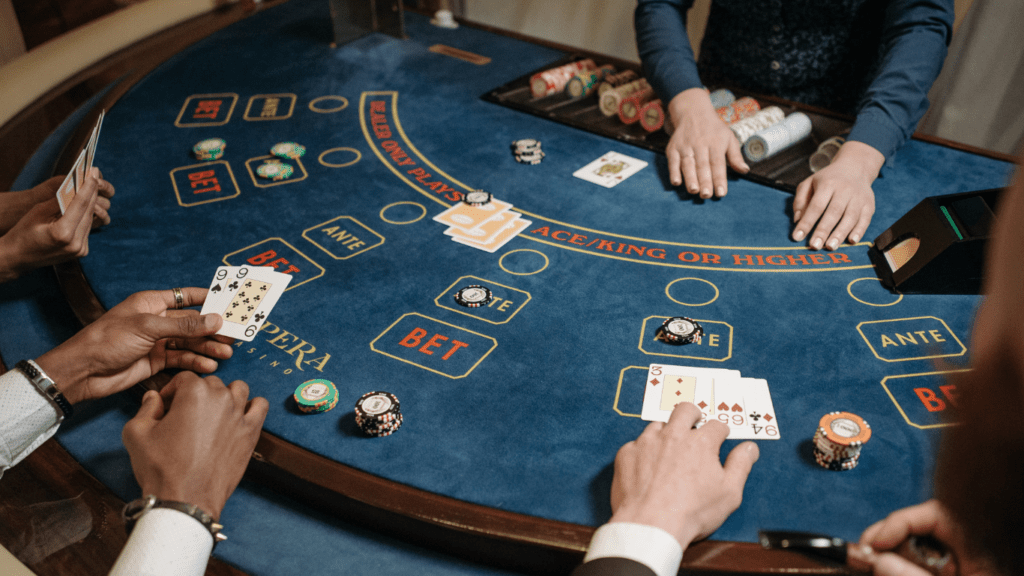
85 112 102 173
200 265 292 341
443 210 520 244
451 217 531 253
55 171 76 215
641 364 741 423
573 151 648 188
712 378 781 440
72 149 86 194
433 198 512 231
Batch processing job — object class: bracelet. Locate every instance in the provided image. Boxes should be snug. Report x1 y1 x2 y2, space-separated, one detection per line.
123 495 226 549
16 359 73 420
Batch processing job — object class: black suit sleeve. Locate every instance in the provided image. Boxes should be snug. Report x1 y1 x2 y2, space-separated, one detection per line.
570 557 659 576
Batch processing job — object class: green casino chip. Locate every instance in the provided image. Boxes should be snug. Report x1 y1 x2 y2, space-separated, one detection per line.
294 379 338 413
193 138 226 160
271 142 306 160
256 161 294 181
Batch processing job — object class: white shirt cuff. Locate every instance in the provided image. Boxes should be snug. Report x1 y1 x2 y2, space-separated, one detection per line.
0 368 61 477
109 508 213 576
583 522 683 576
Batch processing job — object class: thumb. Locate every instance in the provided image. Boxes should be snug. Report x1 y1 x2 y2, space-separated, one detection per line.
138 312 222 342
136 389 166 420
723 441 759 495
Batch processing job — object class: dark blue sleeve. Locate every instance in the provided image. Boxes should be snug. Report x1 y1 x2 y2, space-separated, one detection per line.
847 0 954 161
634 0 702 103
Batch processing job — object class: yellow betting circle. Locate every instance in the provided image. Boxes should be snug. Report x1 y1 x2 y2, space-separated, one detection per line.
499 249 549 276
847 277 903 307
665 277 720 307
309 95 349 113
379 202 426 225
318 147 362 168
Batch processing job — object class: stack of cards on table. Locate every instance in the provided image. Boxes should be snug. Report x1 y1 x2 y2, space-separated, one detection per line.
200 265 292 342
641 363 780 440
572 151 648 188
57 110 105 214
433 193 531 253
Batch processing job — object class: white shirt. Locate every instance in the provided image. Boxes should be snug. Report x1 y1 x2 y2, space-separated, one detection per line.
583 522 683 576
0 369 212 576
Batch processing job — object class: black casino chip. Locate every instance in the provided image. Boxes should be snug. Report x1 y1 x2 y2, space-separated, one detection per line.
660 316 703 345
463 190 492 207
454 285 492 308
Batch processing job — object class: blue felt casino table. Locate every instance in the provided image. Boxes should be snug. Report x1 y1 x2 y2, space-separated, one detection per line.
2 1 1017 574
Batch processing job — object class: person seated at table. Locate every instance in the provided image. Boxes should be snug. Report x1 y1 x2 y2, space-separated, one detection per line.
574 148 1024 576
0 168 115 283
635 0 953 251
0 287 267 576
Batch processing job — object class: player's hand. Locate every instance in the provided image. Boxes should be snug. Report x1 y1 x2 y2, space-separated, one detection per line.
0 176 64 234
122 371 268 520
88 167 116 228
35 287 234 405
608 402 760 549
0 173 101 283
791 141 883 250
850 499 996 576
665 88 749 199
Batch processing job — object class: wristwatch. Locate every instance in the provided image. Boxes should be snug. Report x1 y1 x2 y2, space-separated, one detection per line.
15 359 72 420
123 495 226 549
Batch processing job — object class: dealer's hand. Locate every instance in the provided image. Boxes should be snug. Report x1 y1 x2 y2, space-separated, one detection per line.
122 371 268 520
791 141 883 250
665 88 749 199
35 287 233 405
850 499 996 576
608 402 759 549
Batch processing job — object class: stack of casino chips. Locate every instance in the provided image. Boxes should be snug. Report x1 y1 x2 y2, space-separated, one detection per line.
730 106 786 145
597 69 639 96
463 190 492 207
271 142 306 160
293 379 339 414
454 284 492 308
511 139 544 165
193 138 226 161
530 59 596 98
565 64 615 99
716 96 760 124
813 412 871 471
599 78 649 117
618 88 656 124
809 135 845 173
639 99 665 133
256 159 294 181
355 391 403 437
660 316 704 345
743 112 812 163
707 88 735 110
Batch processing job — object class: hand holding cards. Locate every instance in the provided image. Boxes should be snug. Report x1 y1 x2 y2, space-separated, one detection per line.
200 266 291 341
58 110 104 215
642 363 781 440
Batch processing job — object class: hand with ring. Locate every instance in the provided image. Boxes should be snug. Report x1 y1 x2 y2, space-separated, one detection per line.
35 287 233 405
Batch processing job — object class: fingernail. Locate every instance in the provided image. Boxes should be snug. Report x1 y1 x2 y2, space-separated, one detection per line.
741 163 750 172
701 188 711 198
203 314 219 328
715 186 725 196
689 185 699 194
793 210 802 222
811 237 823 250
849 233 860 243
826 238 839 250
792 230 805 241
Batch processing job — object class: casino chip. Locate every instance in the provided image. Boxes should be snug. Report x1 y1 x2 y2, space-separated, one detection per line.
354 391 403 437
463 190 492 207
660 316 703 345
454 285 492 308
812 412 871 471
293 379 339 414
256 161 294 181
193 138 226 160
271 142 306 160
511 139 544 165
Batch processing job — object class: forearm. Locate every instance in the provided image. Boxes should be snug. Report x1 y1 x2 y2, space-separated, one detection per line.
848 0 953 160
635 0 702 102
0 189 49 234
0 235 26 284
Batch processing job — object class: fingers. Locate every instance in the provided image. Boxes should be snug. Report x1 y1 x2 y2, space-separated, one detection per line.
228 379 251 410
136 389 166 421
666 401 702 430
725 138 749 175
793 186 832 249
137 312 222 344
710 152 729 198
848 204 872 244
722 441 759 496
681 152 699 195
822 205 861 251
859 501 945 550
667 146 683 188
90 168 115 198
244 395 269 428
791 178 812 231
147 286 211 311
164 349 220 374
92 195 111 228
871 552 934 576
694 149 714 199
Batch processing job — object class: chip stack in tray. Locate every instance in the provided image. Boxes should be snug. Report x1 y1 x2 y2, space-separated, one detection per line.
511 139 544 164
293 379 340 414
355 391 403 437
812 412 871 471
193 138 226 160
529 59 596 98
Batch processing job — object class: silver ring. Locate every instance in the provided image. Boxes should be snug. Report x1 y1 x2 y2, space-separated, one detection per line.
172 287 184 310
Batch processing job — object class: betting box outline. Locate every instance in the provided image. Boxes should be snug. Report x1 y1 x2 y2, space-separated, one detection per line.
302 216 384 260
244 155 309 188
174 93 238 127
880 369 970 429
613 366 646 418
222 237 325 290
369 312 498 379
243 93 297 121
856 316 966 363
169 160 241 208
433 275 531 325
638 316 733 362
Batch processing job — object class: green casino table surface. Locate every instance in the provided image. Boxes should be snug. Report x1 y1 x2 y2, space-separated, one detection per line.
1 1 1016 574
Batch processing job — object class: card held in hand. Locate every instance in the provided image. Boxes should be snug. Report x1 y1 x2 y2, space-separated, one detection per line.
200 265 291 341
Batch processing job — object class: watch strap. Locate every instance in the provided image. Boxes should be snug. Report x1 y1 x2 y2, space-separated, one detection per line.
16 359 73 420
